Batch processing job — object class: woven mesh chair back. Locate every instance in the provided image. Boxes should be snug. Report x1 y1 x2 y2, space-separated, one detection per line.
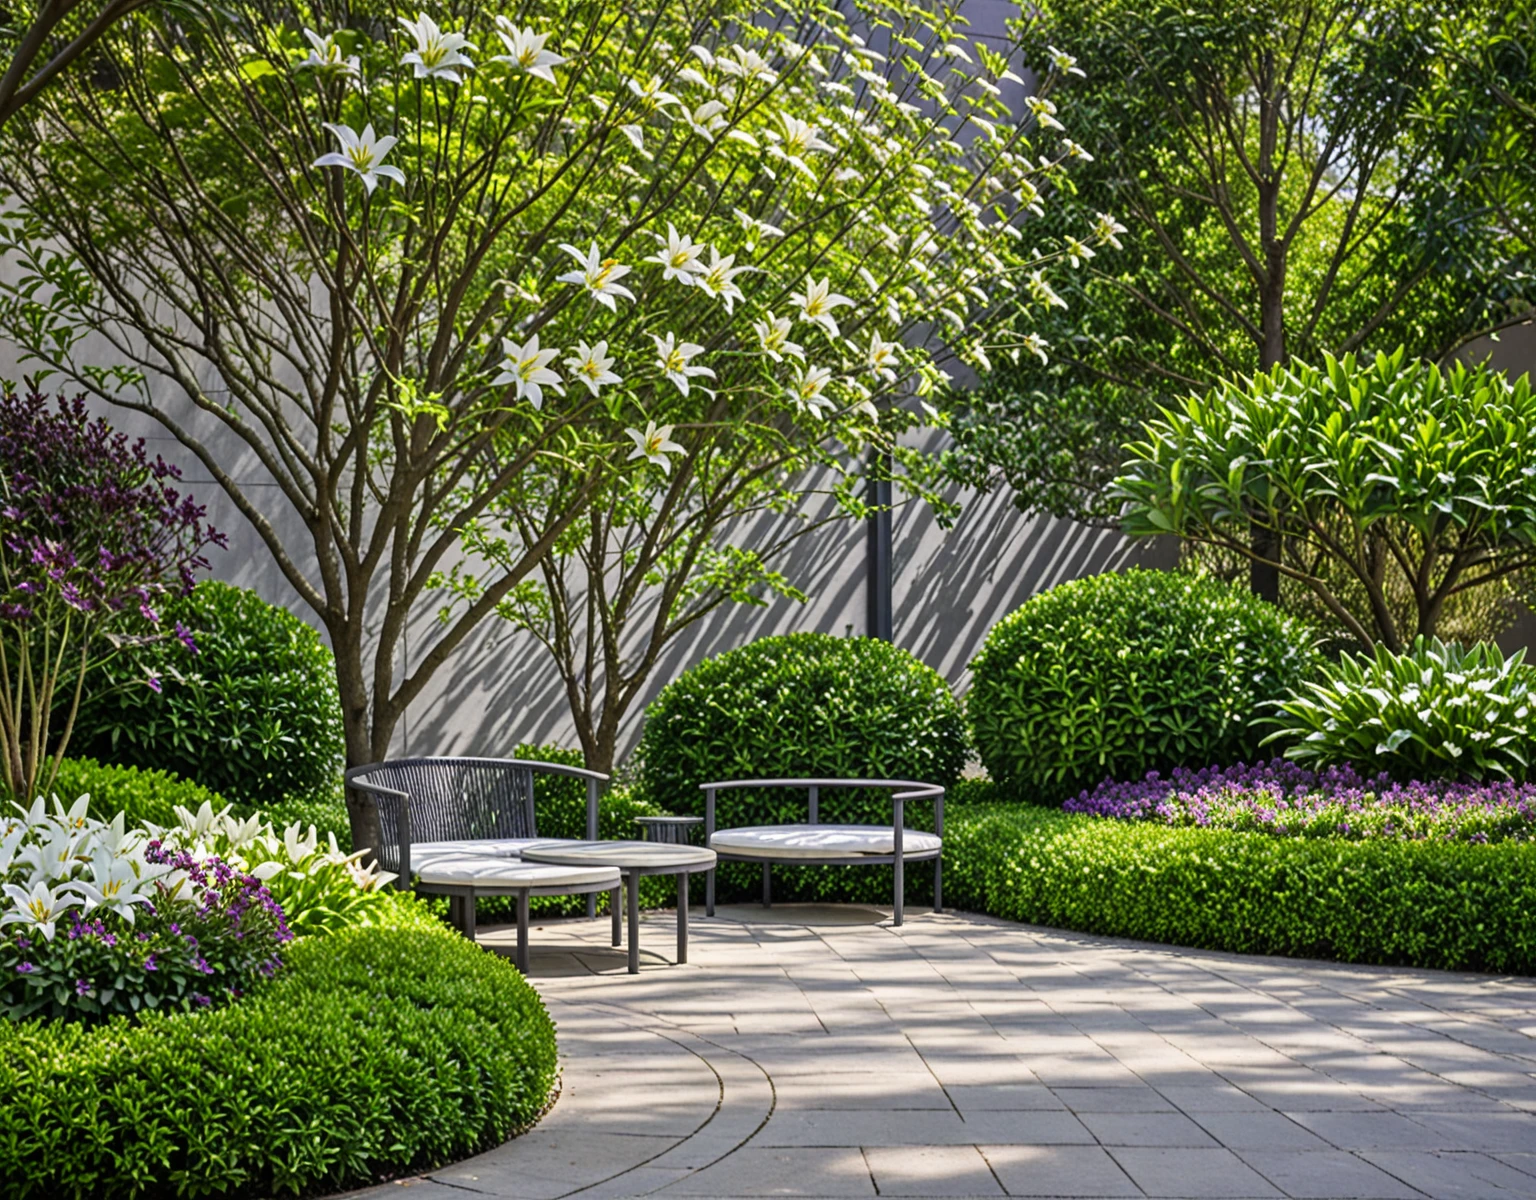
360 758 538 873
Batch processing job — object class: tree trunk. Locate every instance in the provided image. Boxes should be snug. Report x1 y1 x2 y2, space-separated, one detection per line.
334 623 389 868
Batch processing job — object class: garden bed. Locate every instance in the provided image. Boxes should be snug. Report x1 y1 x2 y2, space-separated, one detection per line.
0 897 557 1199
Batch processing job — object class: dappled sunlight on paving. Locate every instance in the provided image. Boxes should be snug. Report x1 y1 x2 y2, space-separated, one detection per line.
349 907 1536 1199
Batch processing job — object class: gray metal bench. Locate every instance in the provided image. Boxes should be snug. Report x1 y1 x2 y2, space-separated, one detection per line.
701 778 945 926
345 756 616 968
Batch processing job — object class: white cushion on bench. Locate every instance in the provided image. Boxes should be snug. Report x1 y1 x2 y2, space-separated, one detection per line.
412 838 546 860
414 853 620 890
709 824 942 858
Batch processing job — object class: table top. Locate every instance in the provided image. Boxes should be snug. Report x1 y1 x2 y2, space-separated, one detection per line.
522 839 716 870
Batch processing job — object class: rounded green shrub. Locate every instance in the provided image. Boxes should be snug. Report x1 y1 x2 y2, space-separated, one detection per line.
638 634 964 903
69 580 344 806
44 756 225 827
968 569 1320 804
1267 637 1536 782
0 897 557 1199
943 804 1536 973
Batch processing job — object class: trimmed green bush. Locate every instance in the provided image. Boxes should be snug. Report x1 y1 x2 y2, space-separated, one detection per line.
0 897 557 1199
44 756 225 827
968 570 1320 804
1266 637 1536 782
944 805 1536 973
69 580 344 806
637 633 964 904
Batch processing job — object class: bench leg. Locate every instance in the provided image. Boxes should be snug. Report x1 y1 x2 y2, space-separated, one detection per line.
893 857 904 927
934 858 943 914
677 872 689 965
610 886 622 947
626 871 640 975
516 891 530 973
706 868 715 917
762 862 771 908
464 889 478 942
586 893 596 920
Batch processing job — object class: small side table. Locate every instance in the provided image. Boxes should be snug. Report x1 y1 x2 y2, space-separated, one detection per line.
634 815 704 844
521 839 716 973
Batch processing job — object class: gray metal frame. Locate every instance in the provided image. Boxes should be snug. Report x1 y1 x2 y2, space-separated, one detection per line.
701 778 945 926
345 756 610 918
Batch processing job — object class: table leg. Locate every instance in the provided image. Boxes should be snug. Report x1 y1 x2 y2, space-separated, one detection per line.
610 886 622 947
677 871 688 965
516 891 529 974
626 871 640 975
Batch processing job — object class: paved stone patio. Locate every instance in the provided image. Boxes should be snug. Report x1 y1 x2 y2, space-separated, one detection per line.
354 905 1536 1199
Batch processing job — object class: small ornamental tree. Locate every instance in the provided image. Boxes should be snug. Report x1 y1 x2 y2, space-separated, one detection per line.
1114 350 1536 652
0 393 222 799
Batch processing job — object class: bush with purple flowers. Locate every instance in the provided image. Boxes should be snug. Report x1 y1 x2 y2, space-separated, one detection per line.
1065 758 1536 844
0 392 224 800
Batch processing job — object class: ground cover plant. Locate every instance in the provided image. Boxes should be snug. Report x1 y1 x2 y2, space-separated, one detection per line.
968 570 1319 804
1066 759 1536 845
943 803 1536 973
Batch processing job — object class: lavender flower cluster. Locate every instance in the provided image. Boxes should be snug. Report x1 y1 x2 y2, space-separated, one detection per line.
1064 759 1536 844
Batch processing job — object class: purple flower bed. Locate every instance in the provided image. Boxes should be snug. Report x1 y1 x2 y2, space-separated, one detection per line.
1064 759 1536 844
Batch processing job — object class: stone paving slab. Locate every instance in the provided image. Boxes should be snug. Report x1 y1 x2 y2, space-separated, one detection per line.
349 905 1536 1199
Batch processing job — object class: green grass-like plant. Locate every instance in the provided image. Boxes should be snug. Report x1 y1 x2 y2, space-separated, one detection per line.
0 897 556 1199
967 570 1320 803
1265 637 1536 782
943 805 1536 973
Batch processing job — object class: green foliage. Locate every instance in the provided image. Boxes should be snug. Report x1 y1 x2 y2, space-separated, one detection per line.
45 757 225 828
968 570 1320 804
69 581 344 806
1117 351 1536 651
0 896 557 1199
637 634 963 905
942 0 1513 526
943 805 1536 974
1265 638 1536 782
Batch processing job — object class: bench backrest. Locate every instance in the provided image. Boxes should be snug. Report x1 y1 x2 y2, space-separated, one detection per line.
699 777 944 840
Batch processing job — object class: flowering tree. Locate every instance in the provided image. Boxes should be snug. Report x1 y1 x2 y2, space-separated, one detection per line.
0 393 221 800
0 0 1105 842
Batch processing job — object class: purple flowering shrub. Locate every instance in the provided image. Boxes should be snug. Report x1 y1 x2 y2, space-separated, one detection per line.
0 844 289 1024
1065 758 1536 844
0 392 223 799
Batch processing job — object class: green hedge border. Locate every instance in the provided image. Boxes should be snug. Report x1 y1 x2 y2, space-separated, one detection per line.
0 898 557 1199
945 805 1536 974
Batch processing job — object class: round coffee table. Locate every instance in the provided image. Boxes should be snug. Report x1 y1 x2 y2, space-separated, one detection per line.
520 840 717 973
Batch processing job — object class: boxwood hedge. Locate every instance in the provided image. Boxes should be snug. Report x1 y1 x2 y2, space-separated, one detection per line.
46 756 227 827
945 805 1536 974
0 898 557 1199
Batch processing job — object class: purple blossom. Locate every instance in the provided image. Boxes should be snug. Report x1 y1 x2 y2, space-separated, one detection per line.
16 962 34 974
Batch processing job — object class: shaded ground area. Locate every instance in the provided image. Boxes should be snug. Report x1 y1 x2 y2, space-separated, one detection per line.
349 905 1536 1199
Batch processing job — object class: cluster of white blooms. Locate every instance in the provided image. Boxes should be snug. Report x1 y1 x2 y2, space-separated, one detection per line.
292 1 1121 475
0 796 392 941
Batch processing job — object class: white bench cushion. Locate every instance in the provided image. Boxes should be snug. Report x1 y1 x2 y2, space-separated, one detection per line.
412 838 546 860
414 853 620 890
709 824 942 859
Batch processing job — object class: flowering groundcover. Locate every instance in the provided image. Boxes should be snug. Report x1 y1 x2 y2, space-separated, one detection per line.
1065 759 1536 844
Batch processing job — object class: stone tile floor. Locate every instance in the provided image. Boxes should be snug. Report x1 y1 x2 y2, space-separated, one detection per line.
350 905 1536 1200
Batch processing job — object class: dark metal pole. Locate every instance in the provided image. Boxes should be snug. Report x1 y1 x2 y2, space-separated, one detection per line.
866 448 893 640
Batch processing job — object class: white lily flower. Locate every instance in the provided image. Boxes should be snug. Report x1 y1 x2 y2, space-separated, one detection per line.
283 822 320 862
1018 332 1050 364
1061 138 1094 162
1026 95 1064 131
653 333 714 396
492 20 564 83
52 794 91 831
733 209 785 248
1094 211 1128 250
718 46 777 83
399 12 476 83
563 341 622 397
1 879 81 940
298 29 360 78
1047 45 1087 78
1064 236 1095 268
625 421 687 474
754 313 804 362
74 854 155 922
21 825 83 882
493 335 564 409
217 810 265 848
645 224 707 284
682 99 727 141
865 332 900 382
1027 269 1068 309
627 76 680 109
768 113 833 178
787 365 836 418
313 124 406 193
790 276 854 338
619 124 646 153
696 247 754 313
175 800 221 839
249 861 285 882
557 242 636 310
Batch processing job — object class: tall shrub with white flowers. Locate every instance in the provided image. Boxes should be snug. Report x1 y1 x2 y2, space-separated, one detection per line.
0 0 1112 818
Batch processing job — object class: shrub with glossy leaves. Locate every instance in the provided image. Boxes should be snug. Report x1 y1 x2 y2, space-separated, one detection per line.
44 756 224 828
1265 637 1536 782
0 897 557 1199
70 580 344 806
969 570 1320 803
